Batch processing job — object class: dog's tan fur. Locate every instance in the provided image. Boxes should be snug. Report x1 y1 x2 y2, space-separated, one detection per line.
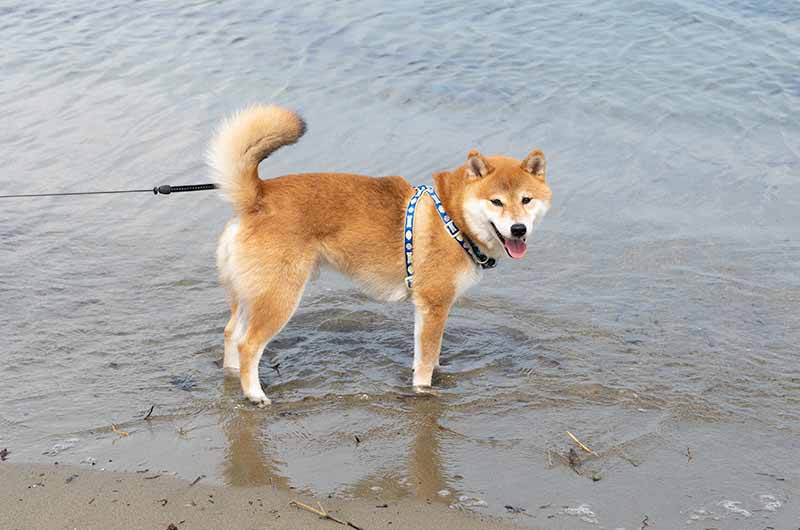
210 105 552 405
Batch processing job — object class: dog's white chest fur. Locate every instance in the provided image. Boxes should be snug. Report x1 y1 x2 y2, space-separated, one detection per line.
353 275 409 302
455 263 482 299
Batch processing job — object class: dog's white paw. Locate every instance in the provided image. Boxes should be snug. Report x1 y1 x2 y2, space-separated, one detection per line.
412 367 434 388
412 384 439 396
245 390 271 407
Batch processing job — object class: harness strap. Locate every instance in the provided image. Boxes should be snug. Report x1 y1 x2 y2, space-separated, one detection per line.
404 185 496 289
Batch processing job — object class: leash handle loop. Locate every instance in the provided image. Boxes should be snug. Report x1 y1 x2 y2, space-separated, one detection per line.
154 184 218 195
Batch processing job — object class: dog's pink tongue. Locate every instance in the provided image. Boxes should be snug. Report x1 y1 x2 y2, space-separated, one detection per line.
504 238 527 259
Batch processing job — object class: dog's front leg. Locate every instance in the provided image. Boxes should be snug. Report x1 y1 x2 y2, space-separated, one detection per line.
412 301 452 389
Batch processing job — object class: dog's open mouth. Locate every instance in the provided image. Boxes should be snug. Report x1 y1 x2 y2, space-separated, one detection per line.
491 223 527 259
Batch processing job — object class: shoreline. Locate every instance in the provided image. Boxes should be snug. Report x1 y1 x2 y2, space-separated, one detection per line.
0 462 532 530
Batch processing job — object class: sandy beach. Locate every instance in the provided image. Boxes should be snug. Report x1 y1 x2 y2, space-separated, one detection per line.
0 463 528 530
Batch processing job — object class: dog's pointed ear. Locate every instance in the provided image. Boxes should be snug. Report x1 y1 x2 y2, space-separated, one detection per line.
465 150 493 178
521 149 546 181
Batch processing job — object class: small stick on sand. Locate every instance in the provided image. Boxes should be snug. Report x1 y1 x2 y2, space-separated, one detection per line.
289 500 364 530
547 448 553 467
566 431 598 457
111 424 129 437
143 405 155 421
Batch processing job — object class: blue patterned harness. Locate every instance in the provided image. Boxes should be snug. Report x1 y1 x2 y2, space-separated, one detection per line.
403 185 496 289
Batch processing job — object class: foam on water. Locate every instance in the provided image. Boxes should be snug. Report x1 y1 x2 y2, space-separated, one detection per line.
563 503 599 525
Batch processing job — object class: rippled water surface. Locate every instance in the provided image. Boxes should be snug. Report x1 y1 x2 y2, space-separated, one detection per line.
1 1 799 528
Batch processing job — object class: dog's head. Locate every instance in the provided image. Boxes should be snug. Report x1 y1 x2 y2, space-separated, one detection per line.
459 149 552 260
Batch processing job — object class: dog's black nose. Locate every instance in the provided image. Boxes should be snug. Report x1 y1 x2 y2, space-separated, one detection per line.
510 223 527 237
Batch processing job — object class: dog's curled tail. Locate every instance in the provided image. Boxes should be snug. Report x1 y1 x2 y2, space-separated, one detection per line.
207 105 306 213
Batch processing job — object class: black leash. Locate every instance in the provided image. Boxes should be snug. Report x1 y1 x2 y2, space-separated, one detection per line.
0 183 217 199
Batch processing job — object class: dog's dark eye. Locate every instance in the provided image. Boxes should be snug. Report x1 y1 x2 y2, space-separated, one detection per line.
521 197 532 205
490 198 503 207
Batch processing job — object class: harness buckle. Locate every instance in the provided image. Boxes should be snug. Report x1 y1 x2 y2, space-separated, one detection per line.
473 253 490 265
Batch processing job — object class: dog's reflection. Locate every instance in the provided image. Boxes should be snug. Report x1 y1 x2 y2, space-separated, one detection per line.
405 394 453 500
220 376 289 488
220 380 460 502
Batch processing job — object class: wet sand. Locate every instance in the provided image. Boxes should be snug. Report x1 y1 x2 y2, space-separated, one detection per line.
0 463 528 530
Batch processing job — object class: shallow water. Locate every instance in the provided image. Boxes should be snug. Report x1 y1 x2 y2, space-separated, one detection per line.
1 1 799 528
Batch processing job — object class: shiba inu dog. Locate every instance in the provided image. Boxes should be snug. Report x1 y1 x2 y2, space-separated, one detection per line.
210 105 552 405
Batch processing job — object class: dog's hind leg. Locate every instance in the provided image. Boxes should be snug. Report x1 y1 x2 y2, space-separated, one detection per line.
218 218 242 373
222 297 242 373
237 262 312 406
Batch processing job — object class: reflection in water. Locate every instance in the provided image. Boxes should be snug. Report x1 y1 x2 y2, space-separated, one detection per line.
342 394 463 504
406 395 450 501
220 376 288 488
219 377 460 503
